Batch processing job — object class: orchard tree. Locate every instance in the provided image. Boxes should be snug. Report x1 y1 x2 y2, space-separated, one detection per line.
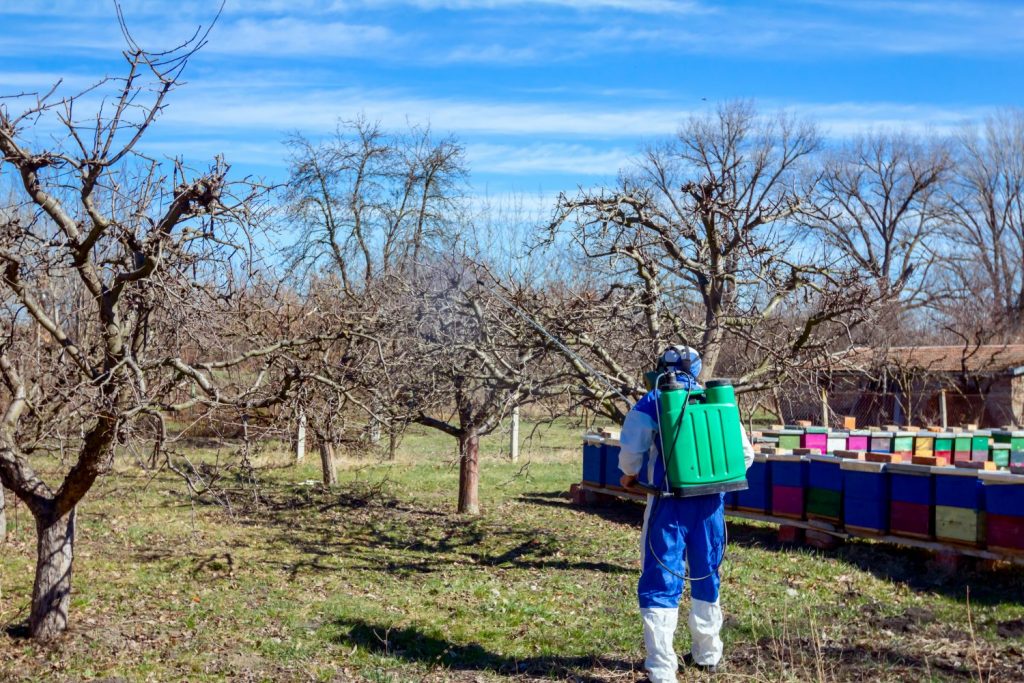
0 25 314 640
543 102 884 420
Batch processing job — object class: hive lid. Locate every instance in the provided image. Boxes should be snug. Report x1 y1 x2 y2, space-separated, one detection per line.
827 432 849 438
887 462 932 475
839 460 886 472
931 466 980 478
765 453 806 462
603 437 621 447
582 434 604 444
893 431 915 437
807 454 841 464
933 432 956 439
979 470 1024 484
871 431 894 438
993 430 1024 437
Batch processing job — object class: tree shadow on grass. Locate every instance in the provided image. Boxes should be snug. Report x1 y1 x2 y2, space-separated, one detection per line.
520 489 1024 607
332 617 639 682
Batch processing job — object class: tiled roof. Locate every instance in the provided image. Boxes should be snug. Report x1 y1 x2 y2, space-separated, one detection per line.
836 345 1024 375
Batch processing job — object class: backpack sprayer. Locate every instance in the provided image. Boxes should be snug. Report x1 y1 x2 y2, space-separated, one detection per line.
630 348 749 498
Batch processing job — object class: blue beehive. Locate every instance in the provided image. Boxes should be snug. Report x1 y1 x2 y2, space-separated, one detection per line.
582 436 605 486
735 454 771 513
602 438 624 489
841 460 889 535
887 462 934 539
981 471 1024 553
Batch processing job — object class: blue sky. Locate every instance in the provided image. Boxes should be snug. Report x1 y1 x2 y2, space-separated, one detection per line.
3 0 1023 209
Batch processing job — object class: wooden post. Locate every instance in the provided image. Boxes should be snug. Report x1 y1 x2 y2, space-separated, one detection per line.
940 389 948 430
369 415 381 446
821 387 829 428
510 405 520 463
0 486 6 541
295 408 307 463
319 441 338 487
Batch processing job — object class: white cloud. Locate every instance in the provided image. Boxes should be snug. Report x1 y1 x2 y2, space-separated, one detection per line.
207 17 398 56
466 142 632 175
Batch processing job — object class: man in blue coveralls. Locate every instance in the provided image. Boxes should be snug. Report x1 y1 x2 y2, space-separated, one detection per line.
618 345 754 681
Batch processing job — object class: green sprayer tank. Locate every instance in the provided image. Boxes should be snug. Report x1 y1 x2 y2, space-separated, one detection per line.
657 378 749 497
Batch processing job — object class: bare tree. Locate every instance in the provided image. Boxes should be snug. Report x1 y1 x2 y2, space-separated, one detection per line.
942 110 1024 339
0 23 316 640
805 132 951 310
542 102 882 420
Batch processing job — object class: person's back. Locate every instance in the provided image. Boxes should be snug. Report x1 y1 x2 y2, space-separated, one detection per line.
617 345 753 681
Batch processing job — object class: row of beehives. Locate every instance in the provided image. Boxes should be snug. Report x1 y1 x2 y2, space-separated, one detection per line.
579 434 1024 556
726 453 1023 555
758 426 1024 470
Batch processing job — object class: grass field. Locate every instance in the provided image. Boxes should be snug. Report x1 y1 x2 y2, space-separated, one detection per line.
2 419 1023 682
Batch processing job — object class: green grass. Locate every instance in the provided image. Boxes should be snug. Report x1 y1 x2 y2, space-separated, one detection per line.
2 420 1023 682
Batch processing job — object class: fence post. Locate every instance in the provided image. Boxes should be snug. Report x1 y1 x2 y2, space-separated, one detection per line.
940 389 948 430
295 408 306 463
510 405 520 463
821 387 829 428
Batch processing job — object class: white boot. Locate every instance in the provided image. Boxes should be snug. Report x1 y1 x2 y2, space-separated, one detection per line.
688 599 723 666
641 607 679 683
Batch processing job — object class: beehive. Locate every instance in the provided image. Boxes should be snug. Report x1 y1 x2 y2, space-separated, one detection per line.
806 454 843 523
934 467 985 546
602 438 624 490
913 434 935 457
847 430 871 452
582 435 605 486
980 471 1024 554
933 433 955 462
735 453 771 513
887 462 934 540
993 430 1024 466
777 429 803 451
870 431 893 454
826 432 848 454
841 460 889 535
953 434 972 464
768 453 808 520
972 431 992 463
991 443 1012 468
891 431 915 457
801 427 828 454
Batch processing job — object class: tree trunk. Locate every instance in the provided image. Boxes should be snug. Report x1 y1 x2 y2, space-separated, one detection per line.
457 430 480 515
0 486 7 541
319 441 338 487
295 408 307 463
388 426 397 461
30 507 76 641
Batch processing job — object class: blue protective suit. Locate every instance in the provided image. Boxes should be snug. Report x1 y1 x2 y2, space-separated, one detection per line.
617 348 753 681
